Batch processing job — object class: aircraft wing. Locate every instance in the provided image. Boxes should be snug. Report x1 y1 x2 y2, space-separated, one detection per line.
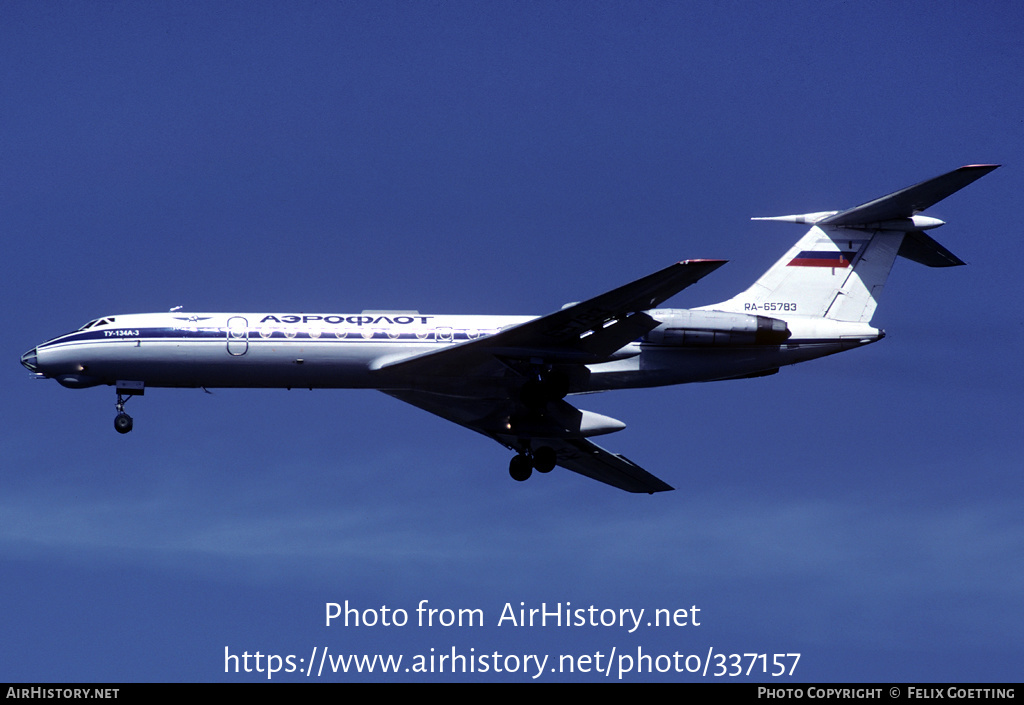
383 390 674 493
374 259 726 493
375 258 727 376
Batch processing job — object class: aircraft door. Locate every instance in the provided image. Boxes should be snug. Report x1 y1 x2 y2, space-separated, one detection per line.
226 316 249 356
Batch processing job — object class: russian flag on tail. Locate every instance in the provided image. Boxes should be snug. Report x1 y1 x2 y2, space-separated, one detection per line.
788 250 857 268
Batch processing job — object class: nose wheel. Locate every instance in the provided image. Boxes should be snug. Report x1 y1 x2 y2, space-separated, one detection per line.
113 385 143 434
114 411 133 434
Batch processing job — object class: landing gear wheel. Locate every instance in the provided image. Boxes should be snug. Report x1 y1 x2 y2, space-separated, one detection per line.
533 446 556 473
509 454 533 482
113 389 139 435
114 413 133 434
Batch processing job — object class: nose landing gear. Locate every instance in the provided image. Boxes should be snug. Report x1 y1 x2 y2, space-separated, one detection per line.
113 381 145 435
114 393 134 434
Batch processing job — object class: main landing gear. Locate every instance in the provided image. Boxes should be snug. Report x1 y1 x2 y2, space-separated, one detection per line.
508 446 557 482
509 368 568 482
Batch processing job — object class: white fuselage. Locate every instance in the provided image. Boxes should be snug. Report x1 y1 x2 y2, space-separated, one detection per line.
24 309 882 394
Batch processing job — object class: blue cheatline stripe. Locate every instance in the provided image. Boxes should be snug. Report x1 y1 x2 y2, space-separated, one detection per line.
39 327 484 348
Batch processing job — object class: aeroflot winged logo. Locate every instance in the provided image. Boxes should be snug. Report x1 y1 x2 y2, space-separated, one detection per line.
19 164 999 494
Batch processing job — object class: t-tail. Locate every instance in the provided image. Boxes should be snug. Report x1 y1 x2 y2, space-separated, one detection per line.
706 165 999 324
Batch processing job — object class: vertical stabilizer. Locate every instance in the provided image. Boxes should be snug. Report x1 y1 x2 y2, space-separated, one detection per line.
702 165 999 324
705 225 899 322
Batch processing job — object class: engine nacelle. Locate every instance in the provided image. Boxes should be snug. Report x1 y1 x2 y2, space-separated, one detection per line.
645 310 791 346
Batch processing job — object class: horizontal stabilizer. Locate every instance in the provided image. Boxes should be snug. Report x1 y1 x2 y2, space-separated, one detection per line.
819 164 999 227
897 229 966 267
713 164 999 322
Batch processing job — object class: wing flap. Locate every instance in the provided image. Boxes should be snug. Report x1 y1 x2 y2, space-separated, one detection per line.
542 437 674 493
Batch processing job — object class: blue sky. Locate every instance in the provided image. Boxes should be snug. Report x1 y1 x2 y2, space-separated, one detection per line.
3 1 1021 682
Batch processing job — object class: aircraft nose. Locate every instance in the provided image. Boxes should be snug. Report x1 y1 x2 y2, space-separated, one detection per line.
20 348 39 372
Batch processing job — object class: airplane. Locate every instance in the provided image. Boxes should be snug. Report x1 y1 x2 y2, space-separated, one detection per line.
20 164 998 493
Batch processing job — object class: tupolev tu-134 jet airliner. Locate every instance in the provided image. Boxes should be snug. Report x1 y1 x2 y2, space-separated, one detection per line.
21 165 998 493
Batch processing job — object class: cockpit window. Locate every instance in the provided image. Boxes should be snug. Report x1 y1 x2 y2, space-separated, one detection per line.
78 317 116 330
